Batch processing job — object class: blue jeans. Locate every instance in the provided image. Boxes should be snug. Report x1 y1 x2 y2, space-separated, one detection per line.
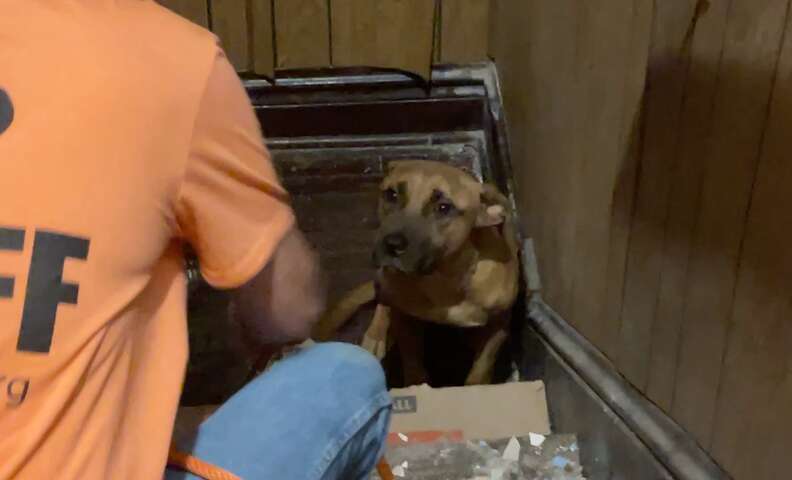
165 343 392 480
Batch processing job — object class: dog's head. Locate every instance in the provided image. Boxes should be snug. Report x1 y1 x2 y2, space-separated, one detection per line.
373 160 507 275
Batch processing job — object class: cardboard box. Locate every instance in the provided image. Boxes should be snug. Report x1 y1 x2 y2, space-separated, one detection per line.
175 381 550 449
387 381 550 445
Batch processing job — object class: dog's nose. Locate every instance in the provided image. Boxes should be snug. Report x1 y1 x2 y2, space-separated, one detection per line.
383 233 408 257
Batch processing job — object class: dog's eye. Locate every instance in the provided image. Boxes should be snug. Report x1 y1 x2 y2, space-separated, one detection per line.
436 202 455 216
383 188 398 203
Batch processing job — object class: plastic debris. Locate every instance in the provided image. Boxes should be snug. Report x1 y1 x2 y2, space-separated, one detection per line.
507 362 521 382
373 434 584 479
502 437 521 461
529 432 546 447
551 455 571 469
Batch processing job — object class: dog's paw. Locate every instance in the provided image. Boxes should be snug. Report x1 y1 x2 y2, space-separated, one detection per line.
361 334 388 360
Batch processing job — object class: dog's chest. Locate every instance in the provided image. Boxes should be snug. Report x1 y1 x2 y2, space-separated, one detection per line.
382 271 466 306
379 271 491 327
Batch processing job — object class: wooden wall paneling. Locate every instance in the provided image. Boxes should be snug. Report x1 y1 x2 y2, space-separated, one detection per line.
599 119 641 361
331 0 436 78
598 0 653 360
492 0 792 474
433 1 442 64
250 0 275 77
440 0 490 64
210 0 250 71
489 0 653 357
615 0 698 389
567 0 647 347
158 0 209 27
489 0 583 322
487 0 499 65
274 0 330 69
646 0 731 412
709 6 792 477
670 0 790 446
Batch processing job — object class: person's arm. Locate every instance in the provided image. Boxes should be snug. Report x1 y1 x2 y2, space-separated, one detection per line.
176 48 323 348
230 227 325 346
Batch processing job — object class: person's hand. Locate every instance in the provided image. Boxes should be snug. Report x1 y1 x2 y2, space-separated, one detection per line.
230 227 326 348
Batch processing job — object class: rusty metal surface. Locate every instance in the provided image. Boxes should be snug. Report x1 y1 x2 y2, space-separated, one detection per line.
256 98 486 138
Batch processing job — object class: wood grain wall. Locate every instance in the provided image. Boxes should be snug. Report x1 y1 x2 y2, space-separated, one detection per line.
491 0 792 478
158 0 491 77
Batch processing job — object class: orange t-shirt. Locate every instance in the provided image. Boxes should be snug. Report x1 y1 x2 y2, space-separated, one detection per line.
0 2 294 478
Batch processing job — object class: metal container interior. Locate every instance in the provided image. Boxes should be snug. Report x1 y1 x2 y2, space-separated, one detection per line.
183 64 729 480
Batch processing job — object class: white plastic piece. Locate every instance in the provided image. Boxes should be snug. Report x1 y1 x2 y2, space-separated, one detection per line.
502 436 521 461
529 432 546 447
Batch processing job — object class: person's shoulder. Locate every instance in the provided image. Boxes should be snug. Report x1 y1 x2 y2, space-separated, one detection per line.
125 1 219 63
143 2 215 43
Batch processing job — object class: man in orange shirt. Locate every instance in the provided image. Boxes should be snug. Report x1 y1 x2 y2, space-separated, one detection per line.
0 1 390 479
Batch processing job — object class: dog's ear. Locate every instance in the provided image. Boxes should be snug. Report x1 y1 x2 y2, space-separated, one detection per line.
385 160 409 175
458 166 478 179
475 183 509 228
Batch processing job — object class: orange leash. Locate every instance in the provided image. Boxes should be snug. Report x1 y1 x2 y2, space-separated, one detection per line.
167 446 241 480
376 457 395 480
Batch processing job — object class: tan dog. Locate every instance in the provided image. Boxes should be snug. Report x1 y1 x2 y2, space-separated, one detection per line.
315 160 519 386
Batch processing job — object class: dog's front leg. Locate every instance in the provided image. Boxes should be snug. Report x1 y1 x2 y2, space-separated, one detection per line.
361 304 391 360
390 313 428 387
465 328 508 385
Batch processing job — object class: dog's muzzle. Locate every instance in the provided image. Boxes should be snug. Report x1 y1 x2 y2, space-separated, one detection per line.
373 231 438 275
